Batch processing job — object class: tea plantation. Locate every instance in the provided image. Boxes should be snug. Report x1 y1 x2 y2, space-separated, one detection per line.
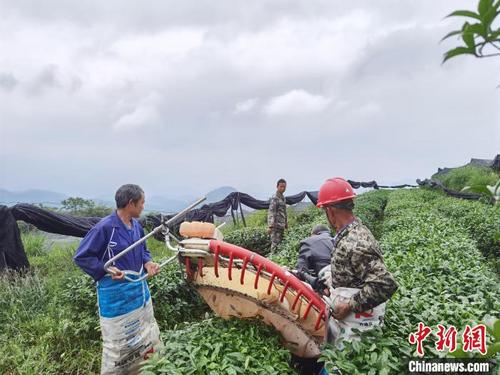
0 187 498 374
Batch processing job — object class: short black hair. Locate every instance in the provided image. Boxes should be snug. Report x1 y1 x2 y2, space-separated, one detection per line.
115 184 144 209
276 178 287 187
330 199 355 211
312 224 330 235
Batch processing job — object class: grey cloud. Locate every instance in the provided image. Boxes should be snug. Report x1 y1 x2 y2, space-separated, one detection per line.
1 0 471 34
27 65 62 95
0 0 498 199
0 72 18 90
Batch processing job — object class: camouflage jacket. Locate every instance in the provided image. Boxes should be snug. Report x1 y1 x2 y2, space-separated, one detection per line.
331 218 398 313
267 192 287 230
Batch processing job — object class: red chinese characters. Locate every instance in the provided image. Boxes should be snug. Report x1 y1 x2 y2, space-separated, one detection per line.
462 324 487 355
409 322 432 356
435 324 457 353
409 323 487 356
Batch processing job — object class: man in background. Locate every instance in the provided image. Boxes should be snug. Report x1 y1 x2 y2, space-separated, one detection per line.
267 178 288 253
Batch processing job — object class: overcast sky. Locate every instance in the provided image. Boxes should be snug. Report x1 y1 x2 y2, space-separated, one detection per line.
0 0 499 200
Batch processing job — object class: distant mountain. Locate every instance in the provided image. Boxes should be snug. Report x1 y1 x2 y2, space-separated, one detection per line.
88 195 184 214
143 186 237 213
0 186 239 213
204 186 237 204
145 195 192 213
133 187 238 213
0 188 68 205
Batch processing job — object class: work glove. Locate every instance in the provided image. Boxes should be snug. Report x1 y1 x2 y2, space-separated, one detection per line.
317 265 331 286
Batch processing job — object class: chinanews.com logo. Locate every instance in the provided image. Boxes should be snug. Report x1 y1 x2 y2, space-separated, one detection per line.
406 322 496 374
407 359 492 374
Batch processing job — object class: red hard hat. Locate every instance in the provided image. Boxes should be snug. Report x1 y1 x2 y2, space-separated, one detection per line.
316 177 356 207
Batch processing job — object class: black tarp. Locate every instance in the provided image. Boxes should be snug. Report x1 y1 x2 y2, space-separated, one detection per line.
11 204 102 237
0 205 103 272
0 187 342 271
2 178 485 272
0 205 30 271
416 179 483 200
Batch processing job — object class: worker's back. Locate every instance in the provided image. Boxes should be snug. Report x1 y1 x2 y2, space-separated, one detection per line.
297 231 333 277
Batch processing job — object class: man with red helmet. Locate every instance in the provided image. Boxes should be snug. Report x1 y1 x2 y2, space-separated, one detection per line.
317 177 397 323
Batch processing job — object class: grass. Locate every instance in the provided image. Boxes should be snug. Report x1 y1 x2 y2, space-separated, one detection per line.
432 165 500 192
21 233 46 257
0 261 101 374
0 233 210 374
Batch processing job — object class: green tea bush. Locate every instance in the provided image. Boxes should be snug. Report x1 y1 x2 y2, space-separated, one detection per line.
432 198 500 262
352 189 391 238
141 318 295 375
59 273 100 337
223 227 271 255
322 189 500 374
244 209 269 228
148 263 210 330
293 204 323 226
285 205 303 228
269 223 316 267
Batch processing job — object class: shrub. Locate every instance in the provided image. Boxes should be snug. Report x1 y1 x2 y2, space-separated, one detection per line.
432 197 500 263
353 189 391 239
322 189 500 374
294 204 324 226
141 318 295 375
59 273 100 337
148 263 210 330
269 223 317 267
223 227 271 255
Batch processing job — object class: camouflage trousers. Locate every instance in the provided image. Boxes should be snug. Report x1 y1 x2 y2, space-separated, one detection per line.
270 228 285 253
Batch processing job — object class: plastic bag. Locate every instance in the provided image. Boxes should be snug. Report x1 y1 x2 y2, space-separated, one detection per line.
325 287 385 348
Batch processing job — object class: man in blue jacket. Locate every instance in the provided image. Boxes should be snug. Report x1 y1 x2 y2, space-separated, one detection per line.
74 184 161 374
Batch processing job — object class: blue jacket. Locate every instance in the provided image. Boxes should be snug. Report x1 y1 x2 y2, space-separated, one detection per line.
73 211 152 281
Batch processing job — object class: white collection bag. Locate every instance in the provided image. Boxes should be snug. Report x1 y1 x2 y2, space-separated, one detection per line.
100 299 161 375
326 287 386 348
97 273 162 375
